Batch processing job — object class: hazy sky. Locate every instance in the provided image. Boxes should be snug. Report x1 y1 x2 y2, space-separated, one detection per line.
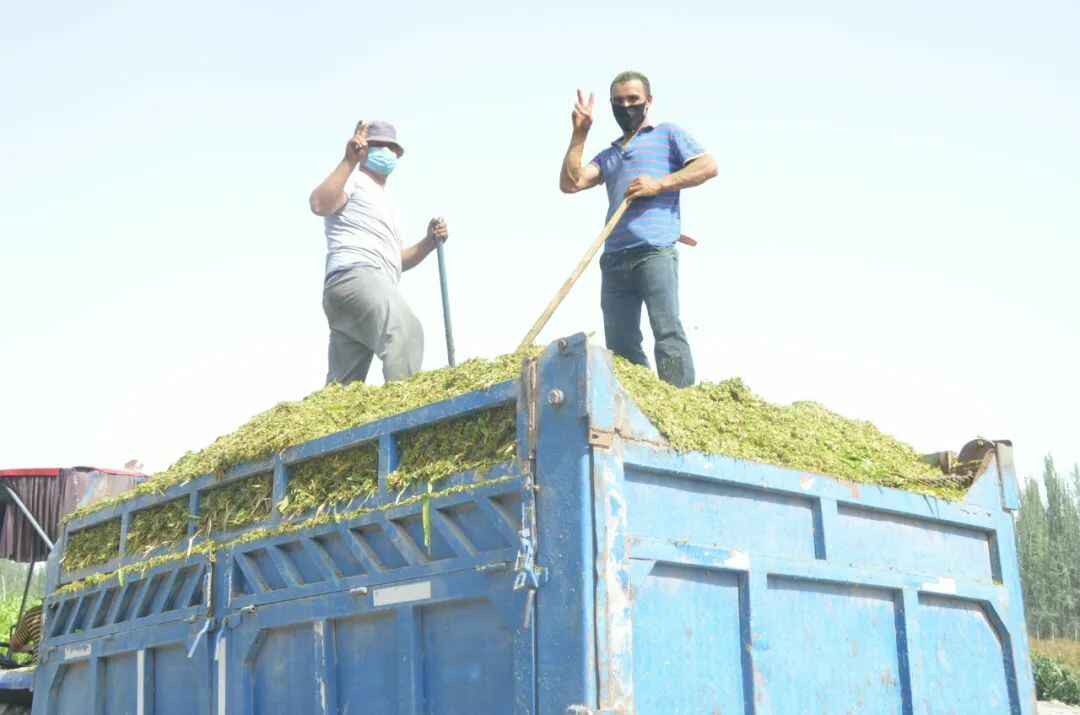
2 1 1077 485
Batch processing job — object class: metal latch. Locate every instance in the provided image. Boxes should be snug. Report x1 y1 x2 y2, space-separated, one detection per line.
221 603 256 631
475 560 512 573
186 618 214 659
512 531 547 590
513 502 548 628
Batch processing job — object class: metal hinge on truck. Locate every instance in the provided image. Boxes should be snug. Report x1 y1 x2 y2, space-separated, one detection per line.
513 501 548 628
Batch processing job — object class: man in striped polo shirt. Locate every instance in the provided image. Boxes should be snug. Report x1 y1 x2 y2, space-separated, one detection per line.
560 70 717 387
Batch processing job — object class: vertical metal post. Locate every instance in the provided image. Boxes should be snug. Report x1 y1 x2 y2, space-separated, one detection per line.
378 433 399 502
270 457 288 525
138 648 155 715
396 606 424 715
435 237 456 367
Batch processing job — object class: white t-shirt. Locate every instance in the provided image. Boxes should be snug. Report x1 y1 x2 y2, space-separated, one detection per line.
324 170 403 283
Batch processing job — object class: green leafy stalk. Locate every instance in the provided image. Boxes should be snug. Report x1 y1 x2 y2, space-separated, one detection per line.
422 481 434 553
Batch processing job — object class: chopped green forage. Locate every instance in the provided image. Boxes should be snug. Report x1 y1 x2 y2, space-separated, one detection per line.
391 404 517 490
54 476 517 597
63 520 121 572
282 443 379 518
126 499 191 557
55 549 219 598
611 357 964 499
197 473 273 536
65 349 539 524
55 343 971 599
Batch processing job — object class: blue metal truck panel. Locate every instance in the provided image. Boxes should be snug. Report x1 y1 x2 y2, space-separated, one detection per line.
33 334 1035 714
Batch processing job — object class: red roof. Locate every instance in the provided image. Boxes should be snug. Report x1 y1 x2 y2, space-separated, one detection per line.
0 467 147 479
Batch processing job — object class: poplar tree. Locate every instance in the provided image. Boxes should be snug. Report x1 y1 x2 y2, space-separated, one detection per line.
1018 457 1080 641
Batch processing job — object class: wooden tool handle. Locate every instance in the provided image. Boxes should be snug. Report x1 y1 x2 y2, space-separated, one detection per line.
517 199 631 352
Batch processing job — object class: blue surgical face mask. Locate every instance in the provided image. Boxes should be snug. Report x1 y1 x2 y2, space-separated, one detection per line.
365 146 398 176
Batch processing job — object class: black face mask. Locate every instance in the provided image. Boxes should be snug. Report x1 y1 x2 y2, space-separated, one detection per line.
612 102 647 134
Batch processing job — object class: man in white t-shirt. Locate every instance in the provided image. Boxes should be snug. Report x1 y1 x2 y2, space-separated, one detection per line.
309 120 447 385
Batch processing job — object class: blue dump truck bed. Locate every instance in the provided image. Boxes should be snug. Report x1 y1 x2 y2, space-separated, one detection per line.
33 335 1035 714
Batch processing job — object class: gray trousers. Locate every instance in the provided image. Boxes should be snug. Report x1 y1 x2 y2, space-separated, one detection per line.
323 265 424 385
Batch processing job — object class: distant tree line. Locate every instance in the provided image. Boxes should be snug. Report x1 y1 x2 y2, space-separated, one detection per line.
1017 457 1080 641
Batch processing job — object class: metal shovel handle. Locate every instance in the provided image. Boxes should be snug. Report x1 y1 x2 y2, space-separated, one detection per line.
435 236 456 367
517 198 631 351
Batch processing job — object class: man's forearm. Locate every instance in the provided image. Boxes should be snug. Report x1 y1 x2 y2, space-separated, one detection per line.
401 236 436 272
658 154 718 193
559 130 589 192
309 158 356 215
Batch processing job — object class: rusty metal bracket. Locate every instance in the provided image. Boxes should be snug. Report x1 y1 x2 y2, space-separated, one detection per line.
587 427 614 449
921 450 958 474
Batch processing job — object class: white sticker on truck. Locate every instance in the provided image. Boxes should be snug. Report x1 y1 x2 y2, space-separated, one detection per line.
373 580 432 607
137 650 146 715
64 643 91 660
922 577 958 595
217 635 227 715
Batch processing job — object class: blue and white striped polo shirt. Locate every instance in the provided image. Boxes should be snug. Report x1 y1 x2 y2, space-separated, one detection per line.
590 123 705 253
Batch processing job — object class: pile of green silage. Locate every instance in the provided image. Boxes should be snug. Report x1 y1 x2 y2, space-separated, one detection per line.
123 473 275 557
66 350 537 526
390 403 518 490
62 519 121 573
61 351 534 573
60 345 961 581
611 358 961 499
199 472 274 534
281 443 379 517
126 498 189 557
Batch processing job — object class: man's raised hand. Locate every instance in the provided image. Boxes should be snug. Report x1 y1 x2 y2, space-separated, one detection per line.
572 89 594 134
345 121 369 164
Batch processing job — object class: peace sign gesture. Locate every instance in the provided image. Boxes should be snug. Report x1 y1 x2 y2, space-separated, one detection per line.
345 120 369 164
572 89 594 134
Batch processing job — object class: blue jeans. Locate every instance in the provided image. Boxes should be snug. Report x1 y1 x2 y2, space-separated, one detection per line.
599 245 695 387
